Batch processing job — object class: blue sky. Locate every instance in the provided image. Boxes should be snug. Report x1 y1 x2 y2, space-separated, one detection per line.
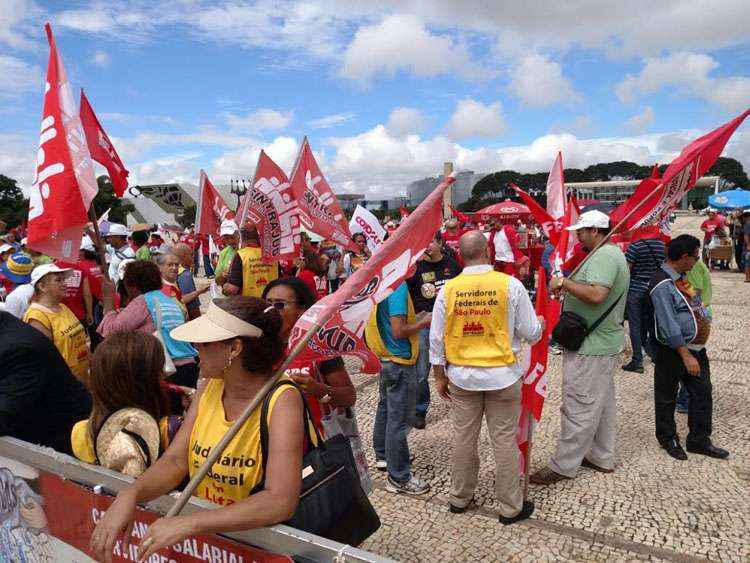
1 0 749 199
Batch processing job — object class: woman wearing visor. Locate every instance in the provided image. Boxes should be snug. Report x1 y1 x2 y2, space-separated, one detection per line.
90 296 308 561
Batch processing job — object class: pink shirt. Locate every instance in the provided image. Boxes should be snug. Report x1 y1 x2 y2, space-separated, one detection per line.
98 294 154 337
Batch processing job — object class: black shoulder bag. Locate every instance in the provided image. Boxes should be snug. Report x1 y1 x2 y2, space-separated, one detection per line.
552 291 624 352
254 380 381 547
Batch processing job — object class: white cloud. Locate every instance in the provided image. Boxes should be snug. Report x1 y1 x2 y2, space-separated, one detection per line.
308 112 356 129
616 52 750 113
0 134 35 193
0 55 43 98
56 9 116 32
444 98 506 140
127 153 203 187
386 107 427 137
340 14 484 84
91 50 110 67
211 137 300 180
224 109 294 133
623 106 655 134
509 53 579 107
0 0 42 49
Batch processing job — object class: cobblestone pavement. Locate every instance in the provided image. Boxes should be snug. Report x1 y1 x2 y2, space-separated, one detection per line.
347 215 750 562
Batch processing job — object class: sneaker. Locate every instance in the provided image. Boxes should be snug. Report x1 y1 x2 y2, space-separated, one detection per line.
385 475 430 496
375 453 415 471
621 361 644 374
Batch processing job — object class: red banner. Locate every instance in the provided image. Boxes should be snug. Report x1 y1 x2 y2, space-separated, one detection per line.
511 183 559 245
612 110 749 233
0 469 289 562
448 205 470 223
289 137 356 251
550 196 579 277
79 90 129 197
196 169 234 237
237 150 302 263
288 176 456 374
546 151 566 220
27 23 98 260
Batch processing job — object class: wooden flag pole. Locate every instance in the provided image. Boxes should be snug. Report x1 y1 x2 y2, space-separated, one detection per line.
442 162 453 221
522 410 535 502
87 207 109 269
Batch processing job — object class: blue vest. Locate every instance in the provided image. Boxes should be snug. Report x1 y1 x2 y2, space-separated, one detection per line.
143 290 197 361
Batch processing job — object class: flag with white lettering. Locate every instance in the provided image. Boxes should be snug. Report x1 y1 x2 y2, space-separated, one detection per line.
236 150 301 262
196 170 234 237
288 176 456 374
349 205 386 253
511 182 559 245
79 90 129 197
546 151 566 220
550 197 579 277
289 137 357 251
27 23 97 260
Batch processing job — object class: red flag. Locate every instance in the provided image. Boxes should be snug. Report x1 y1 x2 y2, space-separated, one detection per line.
546 151 566 220
27 24 97 260
449 205 469 223
613 110 749 233
399 206 410 219
609 164 661 228
79 90 129 197
510 183 559 245
289 137 356 251
550 196 579 277
288 175 456 374
236 150 302 263
195 170 234 237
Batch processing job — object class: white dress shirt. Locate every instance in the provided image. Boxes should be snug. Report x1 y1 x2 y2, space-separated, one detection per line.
492 230 514 262
429 264 542 391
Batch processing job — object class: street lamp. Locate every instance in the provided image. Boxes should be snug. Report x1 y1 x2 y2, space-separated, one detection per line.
230 177 249 213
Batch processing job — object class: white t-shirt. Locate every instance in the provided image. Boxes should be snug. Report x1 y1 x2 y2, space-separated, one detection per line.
492 230 514 263
5 283 34 318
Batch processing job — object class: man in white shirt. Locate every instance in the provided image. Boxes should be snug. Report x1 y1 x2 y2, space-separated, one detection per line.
105 223 135 284
430 230 543 524
4 282 34 318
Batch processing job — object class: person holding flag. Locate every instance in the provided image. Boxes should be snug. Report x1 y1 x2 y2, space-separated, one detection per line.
429 230 543 524
530 210 629 486
223 223 279 299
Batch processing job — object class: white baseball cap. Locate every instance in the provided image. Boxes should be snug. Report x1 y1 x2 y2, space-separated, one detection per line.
107 223 130 237
0 243 13 254
220 220 238 236
566 210 610 231
30 263 72 287
80 235 96 252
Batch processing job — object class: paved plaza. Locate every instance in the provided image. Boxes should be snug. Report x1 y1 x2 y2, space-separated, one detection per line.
350 215 749 562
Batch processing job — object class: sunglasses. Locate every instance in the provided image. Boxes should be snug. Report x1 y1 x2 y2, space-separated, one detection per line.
267 299 301 310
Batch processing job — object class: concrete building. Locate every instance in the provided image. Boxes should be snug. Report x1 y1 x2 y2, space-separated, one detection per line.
408 170 484 207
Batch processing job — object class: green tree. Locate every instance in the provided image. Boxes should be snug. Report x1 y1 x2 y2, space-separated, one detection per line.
0 175 29 229
707 157 748 188
91 175 135 224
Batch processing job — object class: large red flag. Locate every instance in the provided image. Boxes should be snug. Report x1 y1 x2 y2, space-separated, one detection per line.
516 268 554 473
550 196 579 277
449 205 470 223
289 137 357 251
288 175 456 374
27 24 97 260
195 170 234 236
546 151 566 220
236 150 302 263
510 182 559 245
613 110 749 233
609 164 661 229
79 90 129 197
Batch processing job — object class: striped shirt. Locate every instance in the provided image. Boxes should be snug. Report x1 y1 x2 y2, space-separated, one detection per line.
625 239 666 294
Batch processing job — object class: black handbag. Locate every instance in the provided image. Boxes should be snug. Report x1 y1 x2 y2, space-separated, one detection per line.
552 292 624 351
255 380 381 546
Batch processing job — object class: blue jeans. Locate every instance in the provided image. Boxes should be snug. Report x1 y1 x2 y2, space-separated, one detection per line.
373 361 415 483
202 254 214 277
676 383 690 410
414 327 431 421
626 290 648 364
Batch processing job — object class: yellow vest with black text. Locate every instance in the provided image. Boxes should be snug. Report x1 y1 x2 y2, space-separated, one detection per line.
364 294 419 366
443 270 515 367
238 246 278 298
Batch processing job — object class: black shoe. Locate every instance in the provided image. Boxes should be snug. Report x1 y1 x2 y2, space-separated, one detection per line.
662 439 687 460
499 501 534 525
412 416 426 430
621 361 644 374
686 443 729 459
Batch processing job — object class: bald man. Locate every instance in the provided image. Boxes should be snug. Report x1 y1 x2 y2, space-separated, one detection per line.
429 230 543 524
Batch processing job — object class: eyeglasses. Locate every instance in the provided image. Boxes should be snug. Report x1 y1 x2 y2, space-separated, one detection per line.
267 299 301 311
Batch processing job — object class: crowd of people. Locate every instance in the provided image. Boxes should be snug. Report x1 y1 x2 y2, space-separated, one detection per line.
0 205 740 554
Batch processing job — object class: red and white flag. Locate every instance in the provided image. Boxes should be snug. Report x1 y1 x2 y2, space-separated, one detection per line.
546 151 566 220
517 268 554 473
27 23 97 260
550 196 579 277
612 109 749 233
236 150 301 262
288 175 456 374
195 170 234 237
511 182 559 245
289 137 357 251
79 90 129 197
449 205 470 224
399 206 410 219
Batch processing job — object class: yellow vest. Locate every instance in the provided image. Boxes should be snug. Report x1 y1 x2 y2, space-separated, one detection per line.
188 378 291 505
238 246 278 298
24 303 90 381
364 292 419 366
443 270 515 367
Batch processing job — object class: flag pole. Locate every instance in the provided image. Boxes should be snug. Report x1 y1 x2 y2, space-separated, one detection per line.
566 181 666 279
87 207 108 269
522 410 535 502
